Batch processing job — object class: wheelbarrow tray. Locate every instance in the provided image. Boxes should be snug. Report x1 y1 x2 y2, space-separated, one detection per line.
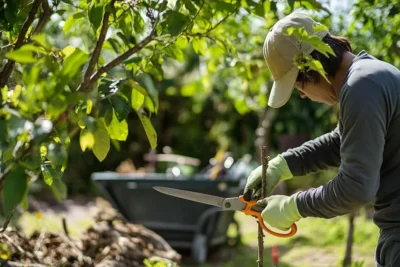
91 172 242 250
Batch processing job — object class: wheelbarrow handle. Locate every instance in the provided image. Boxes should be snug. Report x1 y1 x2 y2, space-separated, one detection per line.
238 195 297 238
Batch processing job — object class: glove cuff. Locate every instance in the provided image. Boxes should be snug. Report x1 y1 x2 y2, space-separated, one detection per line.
285 192 303 221
272 154 293 180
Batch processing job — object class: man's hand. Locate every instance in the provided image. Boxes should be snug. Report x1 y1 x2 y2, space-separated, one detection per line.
243 155 293 201
257 193 302 231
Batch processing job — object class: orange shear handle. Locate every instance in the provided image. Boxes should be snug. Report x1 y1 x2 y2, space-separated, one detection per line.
238 195 297 238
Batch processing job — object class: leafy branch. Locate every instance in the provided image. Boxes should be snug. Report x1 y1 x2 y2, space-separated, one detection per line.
285 25 335 83
32 0 52 36
85 12 160 87
187 10 235 38
79 0 117 93
0 0 42 92
181 1 205 35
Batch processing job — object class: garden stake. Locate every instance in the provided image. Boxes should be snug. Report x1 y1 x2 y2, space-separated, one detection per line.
257 146 268 267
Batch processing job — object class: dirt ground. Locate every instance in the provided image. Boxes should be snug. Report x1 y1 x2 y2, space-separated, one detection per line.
15 196 376 267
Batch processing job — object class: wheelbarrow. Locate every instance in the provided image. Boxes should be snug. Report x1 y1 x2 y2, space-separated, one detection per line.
91 172 244 264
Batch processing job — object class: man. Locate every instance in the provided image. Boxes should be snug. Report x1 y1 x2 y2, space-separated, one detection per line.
243 13 400 267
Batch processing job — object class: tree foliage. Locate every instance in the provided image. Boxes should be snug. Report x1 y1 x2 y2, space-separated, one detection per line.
0 0 330 217
1 0 389 220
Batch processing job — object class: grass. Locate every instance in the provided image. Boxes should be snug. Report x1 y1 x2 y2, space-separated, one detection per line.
201 210 379 267
18 211 94 238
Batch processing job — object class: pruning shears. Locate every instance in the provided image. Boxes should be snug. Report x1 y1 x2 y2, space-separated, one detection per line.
153 186 297 238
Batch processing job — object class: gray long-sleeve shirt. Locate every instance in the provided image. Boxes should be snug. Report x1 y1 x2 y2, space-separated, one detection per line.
281 51 400 229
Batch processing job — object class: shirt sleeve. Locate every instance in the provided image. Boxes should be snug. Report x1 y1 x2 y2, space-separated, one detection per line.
296 79 387 218
281 126 341 176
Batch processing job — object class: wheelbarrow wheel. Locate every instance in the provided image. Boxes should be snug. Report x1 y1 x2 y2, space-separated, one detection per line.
192 234 208 264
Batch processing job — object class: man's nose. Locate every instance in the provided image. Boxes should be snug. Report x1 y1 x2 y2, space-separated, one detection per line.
299 91 307 99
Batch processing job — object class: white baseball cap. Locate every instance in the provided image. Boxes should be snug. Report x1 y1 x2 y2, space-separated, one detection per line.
263 13 329 108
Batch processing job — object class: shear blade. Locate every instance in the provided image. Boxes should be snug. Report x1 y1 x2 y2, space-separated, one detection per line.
153 186 225 208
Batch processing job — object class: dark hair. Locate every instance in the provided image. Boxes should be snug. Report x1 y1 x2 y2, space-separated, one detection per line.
296 34 352 84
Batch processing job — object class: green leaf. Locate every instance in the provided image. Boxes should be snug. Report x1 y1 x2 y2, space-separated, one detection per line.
21 190 29 211
116 32 132 47
104 38 122 53
246 0 264 17
132 89 145 110
165 44 184 62
288 0 295 10
105 113 128 141
181 80 201 97
2 165 27 215
145 58 164 81
87 99 93 114
78 115 97 132
136 111 157 150
3 147 13 163
129 79 148 96
313 24 328 33
135 74 157 111
46 94 69 121
6 48 37 63
20 147 42 171
192 38 207 56
60 47 89 86
32 34 51 50
89 4 104 32
63 12 85 33
214 0 236 12
56 9 67 16
111 139 120 151
176 36 188 49
161 11 189 36
110 94 131 121
80 129 95 151
306 36 335 57
234 99 250 115
47 143 68 169
143 96 155 113
306 59 330 83
98 78 123 98
93 120 110 162
0 120 8 141
42 164 67 202
183 0 197 13
99 100 114 126
133 13 144 34
116 9 132 37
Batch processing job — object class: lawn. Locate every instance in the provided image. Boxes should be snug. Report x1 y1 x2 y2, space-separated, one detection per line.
202 210 378 267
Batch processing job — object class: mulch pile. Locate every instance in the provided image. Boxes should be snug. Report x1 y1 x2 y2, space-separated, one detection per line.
0 208 181 267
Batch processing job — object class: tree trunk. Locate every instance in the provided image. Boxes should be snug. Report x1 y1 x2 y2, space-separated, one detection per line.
343 213 355 267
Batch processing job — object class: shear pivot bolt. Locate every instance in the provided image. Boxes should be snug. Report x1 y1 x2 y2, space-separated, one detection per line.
225 202 231 208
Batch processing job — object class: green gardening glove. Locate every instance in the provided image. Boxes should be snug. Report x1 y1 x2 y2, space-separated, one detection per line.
243 155 293 201
257 193 302 231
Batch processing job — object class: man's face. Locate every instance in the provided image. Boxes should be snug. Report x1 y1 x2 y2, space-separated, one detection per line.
294 79 338 106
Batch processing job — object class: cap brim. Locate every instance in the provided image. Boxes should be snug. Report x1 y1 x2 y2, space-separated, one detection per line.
268 65 299 108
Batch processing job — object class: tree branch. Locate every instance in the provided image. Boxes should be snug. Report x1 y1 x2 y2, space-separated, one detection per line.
0 207 16 233
0 0 42 91
32 0 52 36
181 1 204 35
79 0 116 92
81 4 161 89
257 146 267 267
187 11 232 38
88 31 156 86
